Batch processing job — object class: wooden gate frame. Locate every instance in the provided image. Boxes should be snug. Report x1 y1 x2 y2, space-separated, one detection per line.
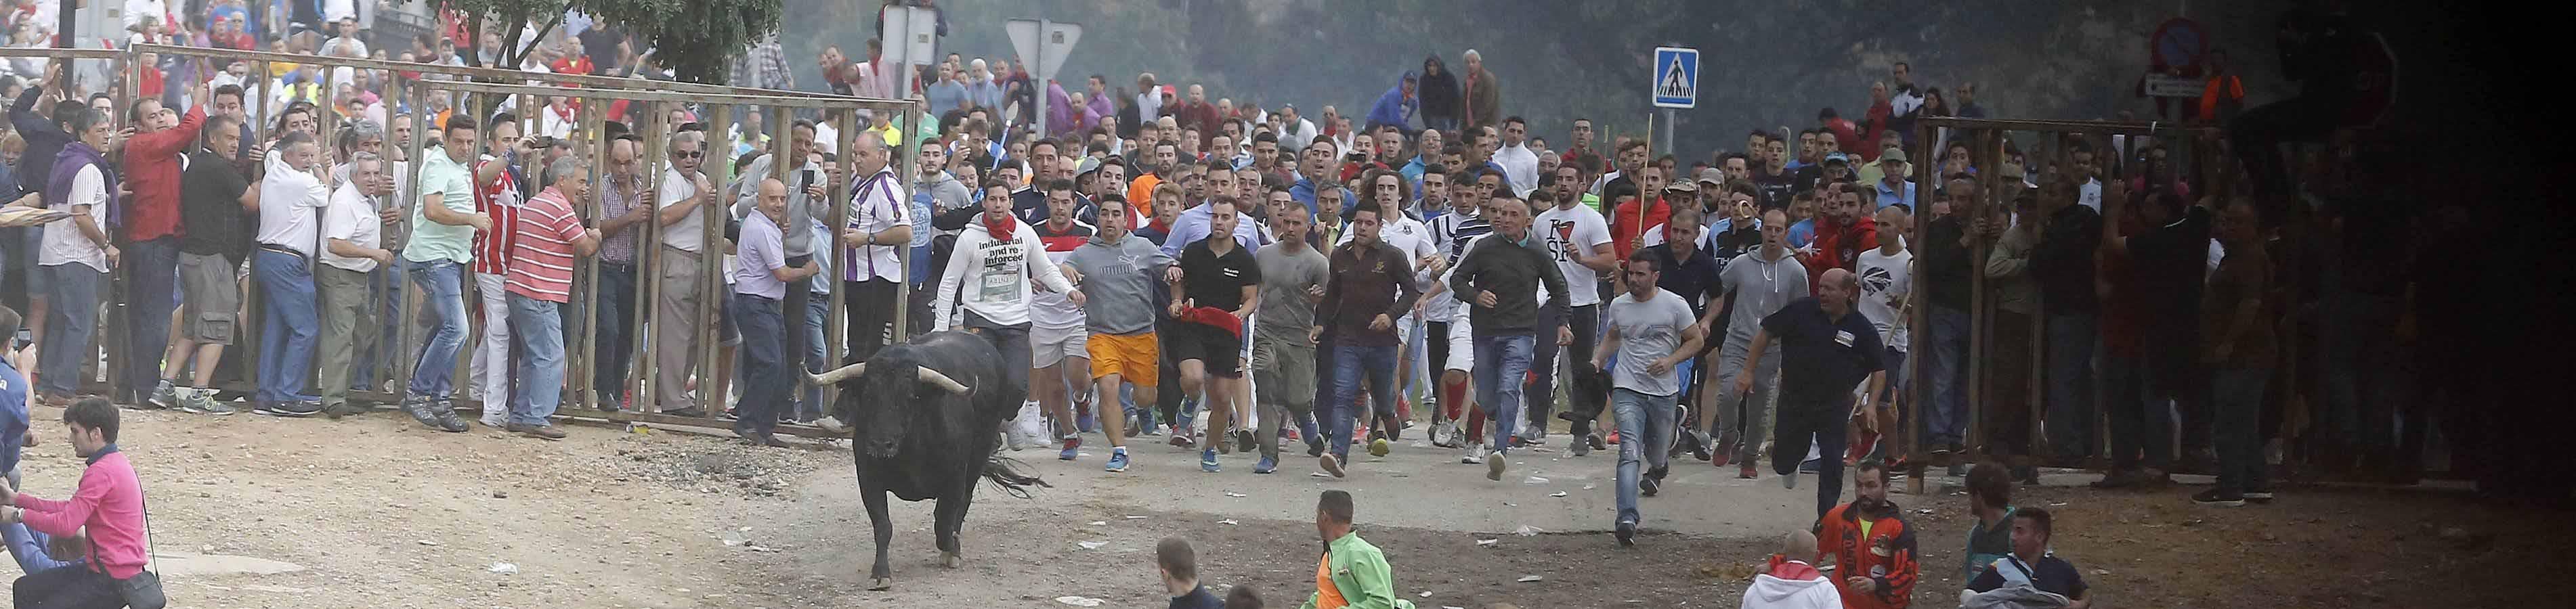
407 78 919 437
1901 116 2222 494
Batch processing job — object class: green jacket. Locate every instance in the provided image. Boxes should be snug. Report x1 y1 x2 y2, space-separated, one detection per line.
1301 532 1415 609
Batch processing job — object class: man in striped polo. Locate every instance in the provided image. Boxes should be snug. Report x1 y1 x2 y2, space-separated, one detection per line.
498 157 601 440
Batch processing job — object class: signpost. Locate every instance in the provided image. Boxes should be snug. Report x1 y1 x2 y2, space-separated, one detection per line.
1652 46 1698 156
1007 18 1083 137
882 4 941 101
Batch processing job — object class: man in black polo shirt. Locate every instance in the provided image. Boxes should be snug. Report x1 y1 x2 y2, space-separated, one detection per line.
1738 268 1887 518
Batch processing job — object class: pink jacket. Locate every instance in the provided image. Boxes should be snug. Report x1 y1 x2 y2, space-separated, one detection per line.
18 449 148 579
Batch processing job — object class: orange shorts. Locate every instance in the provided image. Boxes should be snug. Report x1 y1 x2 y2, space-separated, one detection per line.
1086 332 1159 386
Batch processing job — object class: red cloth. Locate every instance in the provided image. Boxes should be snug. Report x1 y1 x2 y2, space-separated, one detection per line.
1823 118 1862 156
1610 197 1673 261
1178 305 1243 338
120 105 205 242
983 211 1018 241
16 450 148 579
1766 556 1826 581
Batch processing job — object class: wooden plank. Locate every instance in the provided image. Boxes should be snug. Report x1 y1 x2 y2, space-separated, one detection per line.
697 104 733 424
635 104 666 412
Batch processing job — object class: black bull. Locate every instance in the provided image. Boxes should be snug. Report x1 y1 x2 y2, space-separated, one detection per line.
807 331 1047 591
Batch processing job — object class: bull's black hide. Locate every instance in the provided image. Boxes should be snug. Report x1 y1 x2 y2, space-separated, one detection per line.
815 331 1047 591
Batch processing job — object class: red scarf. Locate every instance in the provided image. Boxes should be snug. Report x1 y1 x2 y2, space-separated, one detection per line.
984 212 1018 241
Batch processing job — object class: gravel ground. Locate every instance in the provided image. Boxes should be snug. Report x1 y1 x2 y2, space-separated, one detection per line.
6 403 2556 608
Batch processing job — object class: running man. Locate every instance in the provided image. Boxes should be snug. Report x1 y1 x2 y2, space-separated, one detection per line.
1062 195 1170 472
1168 196 1262 472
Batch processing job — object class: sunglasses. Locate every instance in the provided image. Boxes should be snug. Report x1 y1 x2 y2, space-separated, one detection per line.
675 151 704 159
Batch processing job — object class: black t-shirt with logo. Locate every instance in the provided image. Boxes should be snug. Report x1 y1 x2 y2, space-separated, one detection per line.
1761 296 1886 409
1179 238 1262 313
177 150 254 263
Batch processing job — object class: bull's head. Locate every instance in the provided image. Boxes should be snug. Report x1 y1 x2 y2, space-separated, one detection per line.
808 358 972 459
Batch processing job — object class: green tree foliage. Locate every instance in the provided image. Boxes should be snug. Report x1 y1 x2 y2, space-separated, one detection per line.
423 0 785 84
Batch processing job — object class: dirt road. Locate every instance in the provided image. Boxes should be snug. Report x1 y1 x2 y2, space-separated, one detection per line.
5 406 2556 608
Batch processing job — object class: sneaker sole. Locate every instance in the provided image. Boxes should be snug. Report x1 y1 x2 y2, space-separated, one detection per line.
1320 455 1345 478
1486 453 1507 480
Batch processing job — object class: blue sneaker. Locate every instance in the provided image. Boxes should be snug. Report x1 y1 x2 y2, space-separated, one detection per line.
1200 449 1220 472
1104 449 1130 472
1254 455 1278 474
1058 436 1080 461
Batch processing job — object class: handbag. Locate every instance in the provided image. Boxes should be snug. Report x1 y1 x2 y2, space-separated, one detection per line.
86 489 168 609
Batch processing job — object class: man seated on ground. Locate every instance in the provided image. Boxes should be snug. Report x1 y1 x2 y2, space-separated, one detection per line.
1813 460 1917 609
1 399 150 602
1226 585 1265 609
1159 537 1224 609
1301 490 1415 609
1962 462 2018 581
1964 508 2090 609
1743 530 1843 609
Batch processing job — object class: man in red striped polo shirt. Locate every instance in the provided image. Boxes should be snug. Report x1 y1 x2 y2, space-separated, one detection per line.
500 157 601 440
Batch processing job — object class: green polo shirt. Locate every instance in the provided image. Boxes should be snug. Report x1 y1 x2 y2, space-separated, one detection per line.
403 148 478 264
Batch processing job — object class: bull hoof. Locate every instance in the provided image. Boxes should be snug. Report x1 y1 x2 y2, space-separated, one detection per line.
868 577 893 591
939 551 962 568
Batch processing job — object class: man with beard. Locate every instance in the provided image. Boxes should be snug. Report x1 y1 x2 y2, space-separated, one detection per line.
1801 183 1880 293
1815 460 1920 609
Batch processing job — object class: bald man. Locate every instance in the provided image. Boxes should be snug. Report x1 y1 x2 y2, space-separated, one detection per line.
1738 267 1887 517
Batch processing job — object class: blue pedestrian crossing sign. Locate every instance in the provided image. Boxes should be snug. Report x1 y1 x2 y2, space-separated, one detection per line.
1653 47 1698 109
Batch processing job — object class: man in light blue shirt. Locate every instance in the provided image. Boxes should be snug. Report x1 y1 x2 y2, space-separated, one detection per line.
1873 150 1916 210
925 64 968 118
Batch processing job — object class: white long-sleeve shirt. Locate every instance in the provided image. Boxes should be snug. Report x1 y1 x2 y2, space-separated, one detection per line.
932 216 1076 331
1495 143 1540 197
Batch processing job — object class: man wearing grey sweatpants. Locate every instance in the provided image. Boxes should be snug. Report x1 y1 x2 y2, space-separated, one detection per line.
1701 209 1808 476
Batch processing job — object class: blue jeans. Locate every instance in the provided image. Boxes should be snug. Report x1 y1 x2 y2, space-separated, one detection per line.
592 263 637 404
120 237 179 395
1470 334 1535 453
2044 313 2098 459
253 249 320 403
1611 388 1679 526
2101 352 2174 470
1923 306 1971 447
33 264 102 395
798 289 830 420
2210 366 2270 494
1325 342 1399 459
731 292 788 436
405 259 468 399
507 294 566 425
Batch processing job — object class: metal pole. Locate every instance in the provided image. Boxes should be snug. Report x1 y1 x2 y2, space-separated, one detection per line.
893 99 920 337
1033 19 1050 140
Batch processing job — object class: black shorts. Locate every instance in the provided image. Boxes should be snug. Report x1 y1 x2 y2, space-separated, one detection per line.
1165 321 1243 378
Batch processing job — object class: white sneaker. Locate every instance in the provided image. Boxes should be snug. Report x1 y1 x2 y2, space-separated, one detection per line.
1460 441 1485 464
1486 449 1508 480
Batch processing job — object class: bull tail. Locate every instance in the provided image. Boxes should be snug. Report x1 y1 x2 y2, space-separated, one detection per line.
981 455 1050 499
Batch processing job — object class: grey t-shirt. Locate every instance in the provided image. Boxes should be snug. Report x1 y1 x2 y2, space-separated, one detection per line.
1065 233 1176 335
1608 288 1697 396
1718 249 1810 347
1253 241 1330 344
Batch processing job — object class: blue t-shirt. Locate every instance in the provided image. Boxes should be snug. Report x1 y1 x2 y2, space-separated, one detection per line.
1787 219 1817 249
1167 585 1222 609
0 361 28 476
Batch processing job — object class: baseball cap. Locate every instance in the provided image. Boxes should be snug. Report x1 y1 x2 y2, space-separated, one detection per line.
1879 149 1908 164
1665 179 1698 193
1696 167 1724 185
1076 156 1102 176
1824 152 1851 166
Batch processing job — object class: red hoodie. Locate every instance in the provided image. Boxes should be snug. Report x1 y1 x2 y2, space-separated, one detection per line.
1805 213 1878 292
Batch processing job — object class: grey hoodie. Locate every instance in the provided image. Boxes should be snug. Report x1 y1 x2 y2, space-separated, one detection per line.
1719 247 1810 346
1066 233 1177 335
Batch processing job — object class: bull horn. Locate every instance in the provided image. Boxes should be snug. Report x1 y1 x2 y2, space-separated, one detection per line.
809 361 866 386
916 367 971 394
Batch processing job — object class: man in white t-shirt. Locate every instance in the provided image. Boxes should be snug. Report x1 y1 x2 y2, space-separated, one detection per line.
317 154 395 417
1853 204 1914 459
651 130 718 416
1529 187 1614 455
29 110 119 402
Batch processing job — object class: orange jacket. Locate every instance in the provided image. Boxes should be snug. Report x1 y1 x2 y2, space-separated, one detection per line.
2199 74 2244 121
1815 500 1919 609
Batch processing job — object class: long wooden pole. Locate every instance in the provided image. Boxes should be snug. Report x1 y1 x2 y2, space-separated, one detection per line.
698 104 731 421
635 104 666 412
